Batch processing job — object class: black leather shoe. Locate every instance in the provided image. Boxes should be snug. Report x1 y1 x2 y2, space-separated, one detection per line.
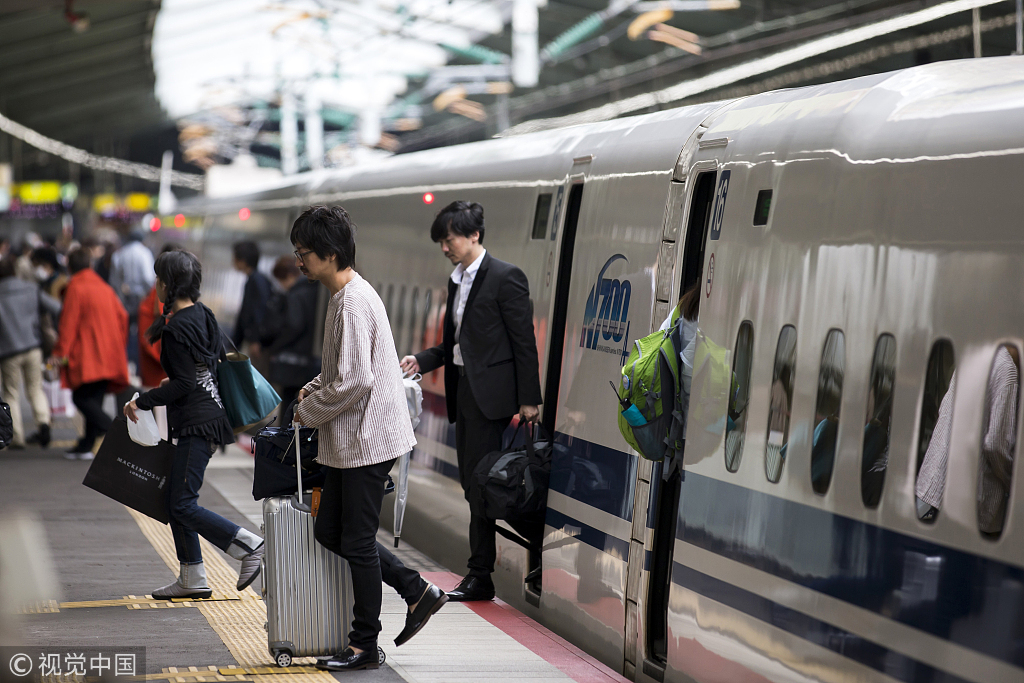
315 647 381 671
395 584 448 646
446 575 495 602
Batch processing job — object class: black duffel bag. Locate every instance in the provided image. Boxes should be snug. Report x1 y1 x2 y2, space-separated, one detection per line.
252 422 325 500
469 423 551 524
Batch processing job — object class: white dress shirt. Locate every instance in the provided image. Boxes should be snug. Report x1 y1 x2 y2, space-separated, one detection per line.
450 249 486 367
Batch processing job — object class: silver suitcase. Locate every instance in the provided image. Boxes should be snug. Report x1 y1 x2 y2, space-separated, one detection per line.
261 423 354 668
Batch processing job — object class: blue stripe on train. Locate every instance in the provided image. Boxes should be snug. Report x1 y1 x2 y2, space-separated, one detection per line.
672 563 978 683
413 391 1024 671
544 508 630 561
677 470 1024 669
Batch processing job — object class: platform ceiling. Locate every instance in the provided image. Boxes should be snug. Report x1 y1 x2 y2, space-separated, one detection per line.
0 0 1019 171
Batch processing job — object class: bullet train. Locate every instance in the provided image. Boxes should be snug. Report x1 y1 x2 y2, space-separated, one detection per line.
174 57 1024 683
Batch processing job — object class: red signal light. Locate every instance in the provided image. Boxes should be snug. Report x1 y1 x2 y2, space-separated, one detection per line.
239 207 251 220
150 217 161 232
174 213 186 228
423 193 434 204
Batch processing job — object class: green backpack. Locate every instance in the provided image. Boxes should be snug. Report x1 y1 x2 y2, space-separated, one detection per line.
615 315 686 461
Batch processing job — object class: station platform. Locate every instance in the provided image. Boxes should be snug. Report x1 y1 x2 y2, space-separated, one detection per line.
1 443 629 683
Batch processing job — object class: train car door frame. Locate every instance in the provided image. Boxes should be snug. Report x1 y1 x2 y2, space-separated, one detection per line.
529 171 586 607
636 156 722 682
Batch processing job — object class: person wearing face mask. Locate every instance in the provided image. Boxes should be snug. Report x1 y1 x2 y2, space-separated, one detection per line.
30 246 68 299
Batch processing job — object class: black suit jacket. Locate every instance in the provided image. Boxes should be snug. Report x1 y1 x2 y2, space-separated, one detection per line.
415 253 543 423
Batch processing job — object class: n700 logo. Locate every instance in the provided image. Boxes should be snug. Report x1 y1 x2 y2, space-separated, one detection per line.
580 254 631 364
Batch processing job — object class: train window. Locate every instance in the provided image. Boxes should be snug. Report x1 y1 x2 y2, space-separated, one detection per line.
405 287 420 357
977 344 1020 538
914 340 956 523
419 288 433 350
532 193 553 239
753 190 772 226
811 330 845 494
384 284 395 318
765 325 797 483
862 334 896 508
726 321 754 472
394 285 407 349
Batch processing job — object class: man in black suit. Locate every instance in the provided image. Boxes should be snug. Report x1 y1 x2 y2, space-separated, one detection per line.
401 201 543 602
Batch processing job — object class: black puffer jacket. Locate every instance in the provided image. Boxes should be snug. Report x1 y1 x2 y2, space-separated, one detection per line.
136 303 234 445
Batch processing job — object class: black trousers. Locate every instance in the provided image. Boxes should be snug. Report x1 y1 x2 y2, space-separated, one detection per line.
72 380 110 450
314 460 427 651
455 374 542 579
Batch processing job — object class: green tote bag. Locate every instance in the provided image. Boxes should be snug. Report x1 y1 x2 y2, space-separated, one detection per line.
218 339 281 431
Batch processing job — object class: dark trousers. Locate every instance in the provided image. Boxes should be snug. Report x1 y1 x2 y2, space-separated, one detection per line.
71 380 111 451
314 460 427 651
168 437 240 564
457 373 538 580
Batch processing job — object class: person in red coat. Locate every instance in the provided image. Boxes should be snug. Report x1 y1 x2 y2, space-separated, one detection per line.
51 249 130 459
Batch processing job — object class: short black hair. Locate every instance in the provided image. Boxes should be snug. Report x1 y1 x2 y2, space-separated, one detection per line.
67 248 92 274
31 246 60 270
232 241 260 269
290 205 356 271
0 257 15 279
430 201 485 244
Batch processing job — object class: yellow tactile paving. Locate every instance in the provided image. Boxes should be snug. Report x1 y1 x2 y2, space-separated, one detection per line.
132 664 328 682
125 508 337 683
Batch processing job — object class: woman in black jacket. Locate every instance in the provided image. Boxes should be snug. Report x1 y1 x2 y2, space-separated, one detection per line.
124 250 264 599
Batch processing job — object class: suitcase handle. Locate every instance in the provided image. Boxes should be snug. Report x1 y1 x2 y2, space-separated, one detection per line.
292 419 313 513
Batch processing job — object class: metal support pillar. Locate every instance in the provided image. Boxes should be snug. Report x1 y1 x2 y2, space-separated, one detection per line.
280 91 299 175
512 0 539 87
972 7 981 58
495 93 510 133
1016 0 1023 55
305 91 324 170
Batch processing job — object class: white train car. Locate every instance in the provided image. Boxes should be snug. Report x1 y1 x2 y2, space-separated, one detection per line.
176 57 1024 683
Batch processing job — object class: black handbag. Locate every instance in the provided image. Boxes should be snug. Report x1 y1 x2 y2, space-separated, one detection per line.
469 423 552 524
0 402 13 450
83 417 176 523
251 422 325 500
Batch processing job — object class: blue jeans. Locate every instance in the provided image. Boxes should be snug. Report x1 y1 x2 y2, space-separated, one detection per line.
168 436 240 564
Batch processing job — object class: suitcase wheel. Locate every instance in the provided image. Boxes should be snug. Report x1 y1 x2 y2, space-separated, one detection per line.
378 646 386 665
273 650 292 668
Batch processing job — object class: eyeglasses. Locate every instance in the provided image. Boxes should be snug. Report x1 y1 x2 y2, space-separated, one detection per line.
293 249 315 262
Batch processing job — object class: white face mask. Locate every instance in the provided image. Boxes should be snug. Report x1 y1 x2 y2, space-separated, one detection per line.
34 266 50 282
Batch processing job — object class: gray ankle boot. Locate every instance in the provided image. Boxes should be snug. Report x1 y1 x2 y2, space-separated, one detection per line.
152 562 213 600
228 528 265 591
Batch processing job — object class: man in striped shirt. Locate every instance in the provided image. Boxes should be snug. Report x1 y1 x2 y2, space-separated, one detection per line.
292 206 447 671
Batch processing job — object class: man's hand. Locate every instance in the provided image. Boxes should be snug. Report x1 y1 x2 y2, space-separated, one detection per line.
400 355 420 377
159 377 170 387
124 399 139 424
297 388 309 403
519 405 540 424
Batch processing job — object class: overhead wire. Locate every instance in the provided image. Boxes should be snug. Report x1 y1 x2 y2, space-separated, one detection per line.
0 111 205 191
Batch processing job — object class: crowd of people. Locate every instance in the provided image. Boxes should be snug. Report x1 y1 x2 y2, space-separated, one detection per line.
0 230 321 459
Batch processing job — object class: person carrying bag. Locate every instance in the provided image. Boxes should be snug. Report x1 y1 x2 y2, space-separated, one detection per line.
122 250 265 600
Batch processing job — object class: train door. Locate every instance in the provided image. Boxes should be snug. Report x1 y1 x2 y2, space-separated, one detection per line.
637 163 719 682
541 180 585 433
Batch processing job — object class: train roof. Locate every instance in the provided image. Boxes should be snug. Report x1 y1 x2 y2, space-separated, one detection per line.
182 57 1024 215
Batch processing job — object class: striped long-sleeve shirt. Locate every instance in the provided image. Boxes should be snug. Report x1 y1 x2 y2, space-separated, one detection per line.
295 273 416 469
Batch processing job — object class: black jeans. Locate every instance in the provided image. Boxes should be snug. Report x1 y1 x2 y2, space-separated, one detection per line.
72 380 111 451
455 374 542 579
314 460 427 651
168 436 241 564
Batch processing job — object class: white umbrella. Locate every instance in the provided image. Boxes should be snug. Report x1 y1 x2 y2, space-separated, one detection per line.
395 375 423 547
